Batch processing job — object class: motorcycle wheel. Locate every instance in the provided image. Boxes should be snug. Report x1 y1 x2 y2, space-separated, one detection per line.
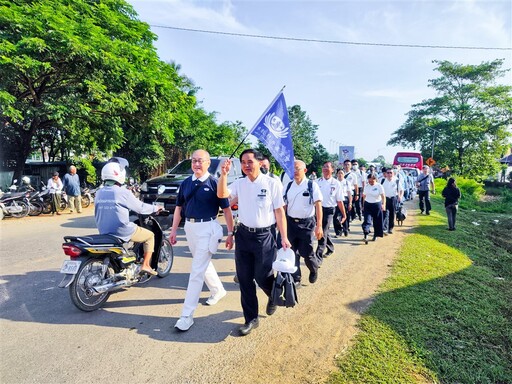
10 200 29 218
157 239 174 278
59 199 67 212
81 195 91 208
42 201 52 214
69 258 113 311
28 201 43 216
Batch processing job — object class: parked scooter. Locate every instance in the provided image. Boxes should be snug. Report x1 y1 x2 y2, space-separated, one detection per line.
0 187 30 219
58 186 174 311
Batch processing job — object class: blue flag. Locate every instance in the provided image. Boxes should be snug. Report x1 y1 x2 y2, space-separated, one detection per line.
249 91 295 179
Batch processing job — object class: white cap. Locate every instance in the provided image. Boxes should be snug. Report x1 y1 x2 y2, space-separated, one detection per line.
272 248 297 273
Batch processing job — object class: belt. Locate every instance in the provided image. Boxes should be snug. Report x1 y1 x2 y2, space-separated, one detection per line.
288 216 314 223
186 216 216 223
239 223 274 233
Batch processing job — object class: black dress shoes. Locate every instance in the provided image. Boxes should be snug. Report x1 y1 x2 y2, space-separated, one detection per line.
239 318 259 336
309 270 318 284
266 298 277 316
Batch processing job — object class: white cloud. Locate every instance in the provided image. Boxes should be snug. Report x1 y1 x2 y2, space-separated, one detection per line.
362 88 433 103
132 0 248 32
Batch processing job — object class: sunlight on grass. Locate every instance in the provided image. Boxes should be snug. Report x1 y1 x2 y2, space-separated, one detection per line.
330 196 512 384
378 233 473 290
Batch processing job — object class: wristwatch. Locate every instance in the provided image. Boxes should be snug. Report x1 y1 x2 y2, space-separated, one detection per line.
227 231 234 236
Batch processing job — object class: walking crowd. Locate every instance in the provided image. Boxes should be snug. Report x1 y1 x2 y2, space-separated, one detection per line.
168 148 439 336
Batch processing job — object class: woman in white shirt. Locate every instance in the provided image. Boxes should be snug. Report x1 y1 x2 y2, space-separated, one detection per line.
361 172 385 242
47 171 63 215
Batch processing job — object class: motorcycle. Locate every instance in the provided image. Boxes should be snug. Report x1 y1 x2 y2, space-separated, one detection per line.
0 190 30 219
58 186 174 311
80 187 92 208
40 181 67 214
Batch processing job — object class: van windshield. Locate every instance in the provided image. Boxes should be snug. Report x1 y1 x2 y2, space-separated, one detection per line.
168 159 221 175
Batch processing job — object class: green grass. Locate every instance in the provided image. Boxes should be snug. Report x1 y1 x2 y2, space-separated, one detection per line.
329 192 512 384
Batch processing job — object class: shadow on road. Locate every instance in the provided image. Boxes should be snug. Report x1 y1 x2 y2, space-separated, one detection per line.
0 266 242 343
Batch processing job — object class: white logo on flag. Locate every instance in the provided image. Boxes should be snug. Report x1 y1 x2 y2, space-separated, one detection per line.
264 112 289 139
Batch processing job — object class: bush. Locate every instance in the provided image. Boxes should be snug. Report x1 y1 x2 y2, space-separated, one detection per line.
75 158 97 185
435 176 485 201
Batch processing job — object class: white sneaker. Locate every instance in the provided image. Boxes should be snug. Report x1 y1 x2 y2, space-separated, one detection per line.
174 316 194 331
205 289 227 306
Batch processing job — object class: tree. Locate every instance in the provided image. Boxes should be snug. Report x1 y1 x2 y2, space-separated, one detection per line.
371 155 386 167
387 59 512 179
0 0 241 182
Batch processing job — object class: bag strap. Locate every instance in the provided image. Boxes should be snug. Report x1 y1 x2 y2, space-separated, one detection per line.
283 181 293 204
284 180 314 205
307 179 314 204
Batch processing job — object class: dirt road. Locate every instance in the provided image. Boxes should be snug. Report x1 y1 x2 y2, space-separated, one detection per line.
0 204 415 384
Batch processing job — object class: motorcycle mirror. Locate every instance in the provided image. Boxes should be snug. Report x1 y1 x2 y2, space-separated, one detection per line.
157 185 165 195
13 179 18 184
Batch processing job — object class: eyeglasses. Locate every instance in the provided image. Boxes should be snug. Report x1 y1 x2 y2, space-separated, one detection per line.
191 159 207 164
386 171 393 174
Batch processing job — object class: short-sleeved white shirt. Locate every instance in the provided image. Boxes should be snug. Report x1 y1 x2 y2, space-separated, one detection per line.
363 183 385 203
381 177 404 197
284 177 323 218
228 173 284 228
337 178 351 200
317 177 344 208
352 169 364 188
345 172 357 193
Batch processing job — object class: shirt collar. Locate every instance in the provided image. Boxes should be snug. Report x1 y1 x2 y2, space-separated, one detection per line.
192 171 210 182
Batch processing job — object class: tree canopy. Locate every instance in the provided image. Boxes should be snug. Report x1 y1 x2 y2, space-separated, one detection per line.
0 0 245 181
387 59 512 179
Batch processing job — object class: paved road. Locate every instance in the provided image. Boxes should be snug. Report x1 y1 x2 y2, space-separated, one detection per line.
0 204 413 384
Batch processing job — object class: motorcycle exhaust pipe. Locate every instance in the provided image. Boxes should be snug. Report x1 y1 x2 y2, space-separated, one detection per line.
92 280 129 294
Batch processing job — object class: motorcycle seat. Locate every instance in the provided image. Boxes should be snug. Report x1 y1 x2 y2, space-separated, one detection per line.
64 234 124 246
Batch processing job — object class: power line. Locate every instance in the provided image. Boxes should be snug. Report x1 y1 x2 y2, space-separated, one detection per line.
150 25 511 51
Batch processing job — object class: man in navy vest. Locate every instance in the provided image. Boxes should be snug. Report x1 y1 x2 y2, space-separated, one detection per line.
170 149 234 332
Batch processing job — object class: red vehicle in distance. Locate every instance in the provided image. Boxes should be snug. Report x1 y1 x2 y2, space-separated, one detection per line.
393 152 423 177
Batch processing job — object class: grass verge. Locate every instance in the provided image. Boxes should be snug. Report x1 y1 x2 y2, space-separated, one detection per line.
329 195 512 383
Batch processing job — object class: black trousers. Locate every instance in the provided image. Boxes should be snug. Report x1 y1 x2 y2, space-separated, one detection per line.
349 194 357 221
383 196 397 232
354 195 362 219
287 216 318 282
418 190 431 213
316 206 335 258
362 201 384 238
235 225 276 324
333 200 349 235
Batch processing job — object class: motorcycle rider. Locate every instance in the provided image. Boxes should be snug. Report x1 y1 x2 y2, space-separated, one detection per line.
95 157 162 275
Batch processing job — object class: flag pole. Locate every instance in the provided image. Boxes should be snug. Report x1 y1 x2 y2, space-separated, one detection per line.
229 85 286 159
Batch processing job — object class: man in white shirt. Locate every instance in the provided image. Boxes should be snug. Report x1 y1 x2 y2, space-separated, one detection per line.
283 160 323 285
315 161 347 260
381 168 404 234
218 149 291 336
342 160 358 222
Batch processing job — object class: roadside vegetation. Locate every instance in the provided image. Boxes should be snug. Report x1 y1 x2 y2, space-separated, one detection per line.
329 181 512 383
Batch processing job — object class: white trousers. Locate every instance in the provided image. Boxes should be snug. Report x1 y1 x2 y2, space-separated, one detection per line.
181 220 224 317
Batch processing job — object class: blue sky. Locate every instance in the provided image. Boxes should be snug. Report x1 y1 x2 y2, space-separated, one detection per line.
129 0 511 163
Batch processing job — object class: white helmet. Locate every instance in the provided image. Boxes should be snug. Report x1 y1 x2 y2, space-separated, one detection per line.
22 176 31 185
101 157 128 184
